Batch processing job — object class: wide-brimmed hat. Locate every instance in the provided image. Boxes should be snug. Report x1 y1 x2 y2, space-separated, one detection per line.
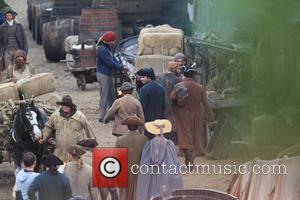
136 68 156 79
121 115 144 126
67 145 86 157
119 82 135 91
77 139 98 148
3 7 17 16
145 119 172 135
43 154 63 166
56 95 75 107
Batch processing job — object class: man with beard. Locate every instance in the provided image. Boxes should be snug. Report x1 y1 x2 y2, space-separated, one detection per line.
5 49 35 83
42 95 96 162
0 8 27 70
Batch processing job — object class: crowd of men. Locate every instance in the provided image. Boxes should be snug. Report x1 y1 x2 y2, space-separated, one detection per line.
1 6 215 200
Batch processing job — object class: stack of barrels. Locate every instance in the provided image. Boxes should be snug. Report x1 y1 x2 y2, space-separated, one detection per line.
79 0 121 42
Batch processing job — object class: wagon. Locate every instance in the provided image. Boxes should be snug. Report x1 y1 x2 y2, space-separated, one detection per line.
65 36 138 92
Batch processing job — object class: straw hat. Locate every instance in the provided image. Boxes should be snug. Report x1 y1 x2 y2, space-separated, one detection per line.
145 119 172 135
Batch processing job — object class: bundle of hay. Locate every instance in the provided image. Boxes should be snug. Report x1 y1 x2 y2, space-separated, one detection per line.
137 24 184 56
0 82 20 101
135 55 174 74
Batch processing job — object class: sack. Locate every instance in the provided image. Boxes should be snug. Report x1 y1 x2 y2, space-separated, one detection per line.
0 82 20 101
34 92 61 106
175 82 188 106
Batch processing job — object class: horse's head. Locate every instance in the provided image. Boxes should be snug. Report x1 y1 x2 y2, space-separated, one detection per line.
18 101 42 142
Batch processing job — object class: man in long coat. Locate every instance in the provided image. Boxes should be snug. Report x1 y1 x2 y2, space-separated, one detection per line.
104 82 145 136
64 145 97 200
115 116 148 200
156 62 181 143
136 68 165 140
42 95 96 162
170 67 214 166
0 8 27 70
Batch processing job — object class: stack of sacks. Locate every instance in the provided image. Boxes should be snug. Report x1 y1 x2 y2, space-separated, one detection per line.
0 82 20 101
16 73 61 106
135 24 184 73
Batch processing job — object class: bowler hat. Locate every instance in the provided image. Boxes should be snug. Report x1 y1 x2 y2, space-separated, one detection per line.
121 115 144 126
77 139 98 148
136 68 155 79
43 154 63 166
56 95 76 107
119 82 135 91
67 145 86 157
145 119 172 135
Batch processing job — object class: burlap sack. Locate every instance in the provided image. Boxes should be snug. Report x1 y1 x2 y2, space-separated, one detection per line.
16 73 56 98
34 92 61 106
64 35 79 53
0 82 20 101
135 55 174 74
138 24 184 56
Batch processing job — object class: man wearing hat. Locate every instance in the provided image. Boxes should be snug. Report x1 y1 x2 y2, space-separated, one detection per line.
42 95 96 162
0 7 27 71
171 67 214 166
136 68 166 140
156 61 181 143
3 49 35 83
136 119 183 200
64 145 98 200
77 139 117 200
28 154 72 200
104 81 145 136
115 116 148 200
96 31 126 122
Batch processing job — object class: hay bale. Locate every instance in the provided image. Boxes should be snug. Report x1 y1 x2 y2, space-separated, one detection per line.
16 73 56 98
0 82 20 101
137 24 184 56
34 92 61 106
135 55 174 74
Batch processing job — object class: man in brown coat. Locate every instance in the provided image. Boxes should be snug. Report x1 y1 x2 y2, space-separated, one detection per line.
42 95 96 162
170 67 214 166
104 82 145 136
115 116 148 200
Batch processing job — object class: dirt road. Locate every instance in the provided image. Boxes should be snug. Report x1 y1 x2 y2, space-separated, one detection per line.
0 1 232 199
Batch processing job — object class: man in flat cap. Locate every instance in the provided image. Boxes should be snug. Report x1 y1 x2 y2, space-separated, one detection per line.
115 116 148 200
171 67 214 167
28 154 72 200
0 7 27 71
136 68 165 140
104 81 145 137
42 95 96 162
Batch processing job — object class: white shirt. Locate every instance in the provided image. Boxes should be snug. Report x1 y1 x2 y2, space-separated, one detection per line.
7 20 14 26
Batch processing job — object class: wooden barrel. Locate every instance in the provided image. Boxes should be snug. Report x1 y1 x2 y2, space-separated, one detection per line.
79 7 122 42
43 17 80 62
91 0 116 8
52 0 92 18
117 0 162 24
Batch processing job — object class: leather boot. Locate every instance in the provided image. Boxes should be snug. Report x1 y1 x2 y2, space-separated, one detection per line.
183 149 194 171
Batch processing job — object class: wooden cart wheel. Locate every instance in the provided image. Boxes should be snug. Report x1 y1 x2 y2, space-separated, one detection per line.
77 74 86 91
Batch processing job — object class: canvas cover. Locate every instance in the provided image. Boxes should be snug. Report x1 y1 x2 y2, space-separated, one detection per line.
136 136 183 200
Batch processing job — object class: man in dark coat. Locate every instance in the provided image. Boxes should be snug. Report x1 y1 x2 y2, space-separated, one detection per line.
170 67 214 167
136 68 165 140
96 31 124 122
28 154 72 200
0 8 28 70
115 116 148 200
156 62 181 143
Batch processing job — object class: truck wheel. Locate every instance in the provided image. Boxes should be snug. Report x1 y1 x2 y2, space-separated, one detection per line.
77 75 86 91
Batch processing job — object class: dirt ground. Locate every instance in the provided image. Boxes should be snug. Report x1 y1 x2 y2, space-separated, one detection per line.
0 1 233 199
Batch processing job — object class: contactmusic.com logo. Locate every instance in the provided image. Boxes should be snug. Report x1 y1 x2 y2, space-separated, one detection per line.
92 148 128 187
